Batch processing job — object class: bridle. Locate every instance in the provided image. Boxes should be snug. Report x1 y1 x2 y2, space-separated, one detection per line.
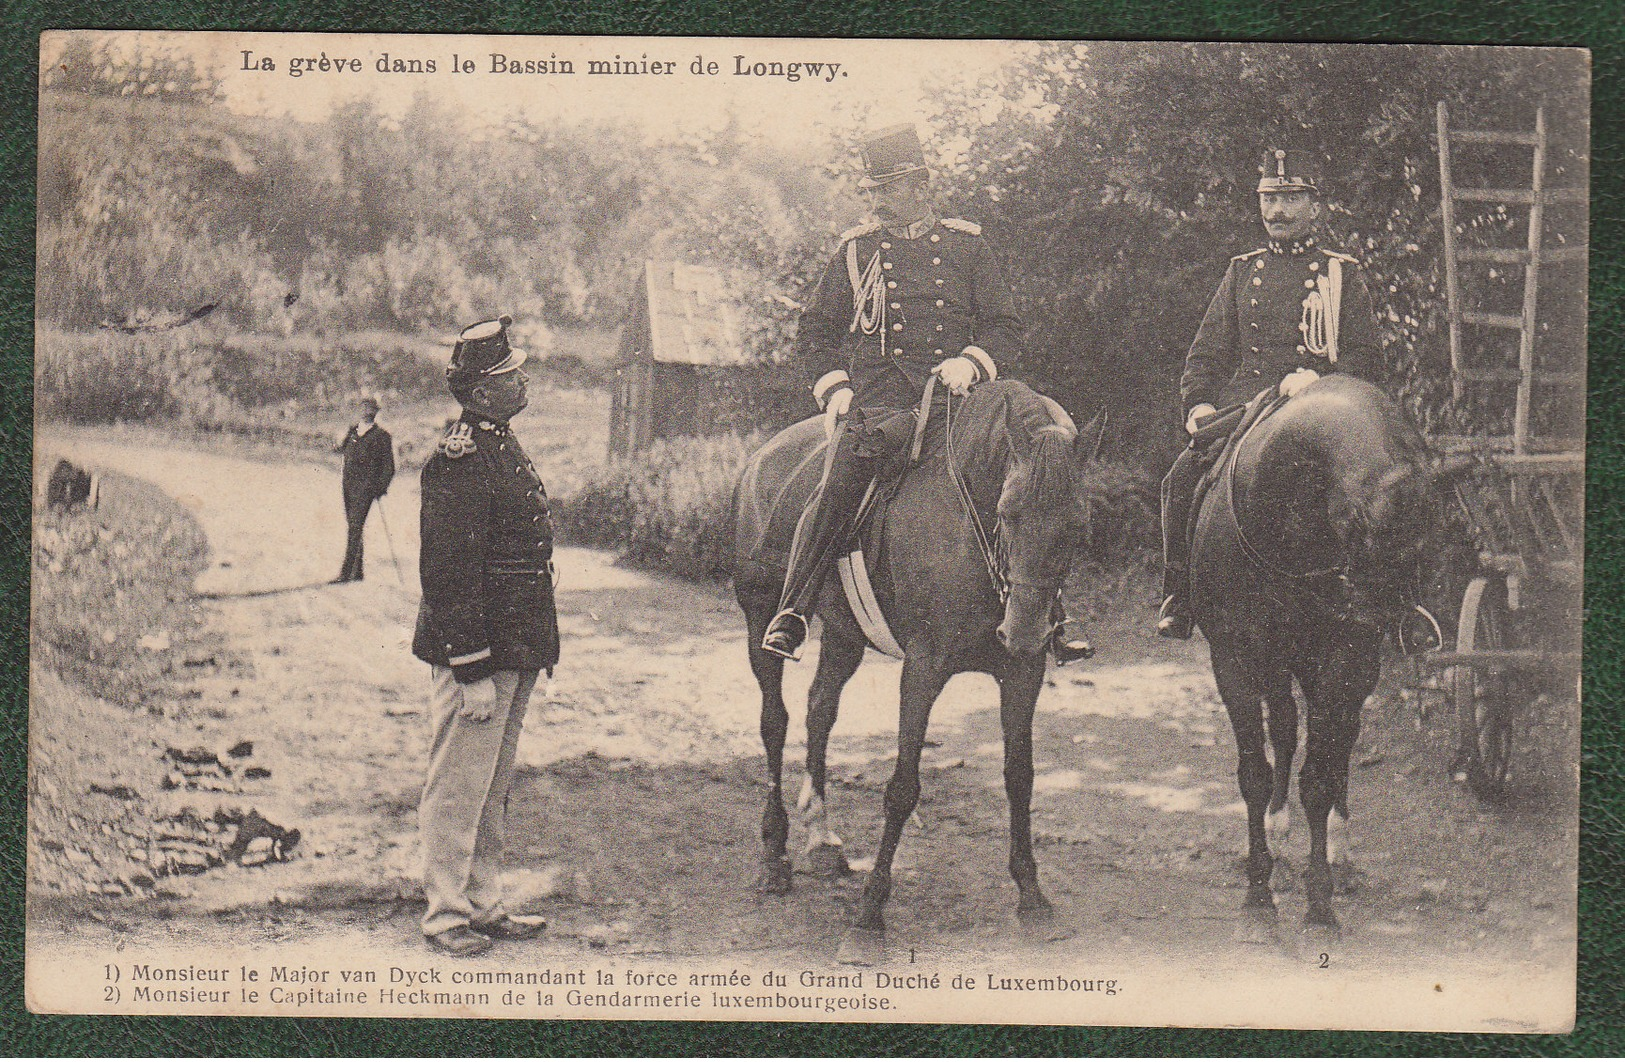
942 388 1010 606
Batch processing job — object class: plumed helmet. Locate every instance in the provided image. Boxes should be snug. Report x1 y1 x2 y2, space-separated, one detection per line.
1257 148 1322 194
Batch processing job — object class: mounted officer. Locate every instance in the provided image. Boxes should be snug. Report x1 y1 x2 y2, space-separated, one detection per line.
761 124 1091 663
411 315 558 956
1157 149 1384 639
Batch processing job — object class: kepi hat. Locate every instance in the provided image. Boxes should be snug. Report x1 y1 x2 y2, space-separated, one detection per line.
1256 148 1322 194
857 125 930 189
448 315 526 385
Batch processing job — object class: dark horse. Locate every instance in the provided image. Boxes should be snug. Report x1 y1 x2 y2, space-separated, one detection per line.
732 379 1093 960
1191 375 1434 945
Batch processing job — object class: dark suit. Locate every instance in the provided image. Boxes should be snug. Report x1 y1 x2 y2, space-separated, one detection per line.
1163 236 1383 578
412 412 559 681
797 216 1022 410
336 422 395 582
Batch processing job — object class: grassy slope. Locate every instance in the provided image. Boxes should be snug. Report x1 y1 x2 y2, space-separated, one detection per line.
28 468 245 902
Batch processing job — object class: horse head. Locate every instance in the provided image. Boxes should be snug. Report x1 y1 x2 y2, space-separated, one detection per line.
994 423 1091 655
1330 459 1437 627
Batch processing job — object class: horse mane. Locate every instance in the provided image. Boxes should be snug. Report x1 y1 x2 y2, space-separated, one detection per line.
946 379 1075 504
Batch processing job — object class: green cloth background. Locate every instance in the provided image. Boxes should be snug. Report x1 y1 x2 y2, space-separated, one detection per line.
3 2 1619 1054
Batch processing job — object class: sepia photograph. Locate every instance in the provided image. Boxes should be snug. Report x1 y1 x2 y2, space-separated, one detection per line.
27 31 1586 1030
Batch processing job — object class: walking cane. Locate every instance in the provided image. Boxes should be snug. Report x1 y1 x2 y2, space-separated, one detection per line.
376 499 405 587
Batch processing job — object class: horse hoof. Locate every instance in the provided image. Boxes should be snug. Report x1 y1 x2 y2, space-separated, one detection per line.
1294 920 1342 963
1235 903 1280 946
756 857 793 896
806 843 852 878
1016 894 1055 927
836 927 886 967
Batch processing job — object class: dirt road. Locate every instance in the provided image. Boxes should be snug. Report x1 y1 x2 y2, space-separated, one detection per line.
28 427 1577 1029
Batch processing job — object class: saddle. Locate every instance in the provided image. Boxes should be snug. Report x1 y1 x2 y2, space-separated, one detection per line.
1185 387 1290 555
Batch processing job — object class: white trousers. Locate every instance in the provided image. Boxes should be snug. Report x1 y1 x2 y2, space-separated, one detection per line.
419 666 538 936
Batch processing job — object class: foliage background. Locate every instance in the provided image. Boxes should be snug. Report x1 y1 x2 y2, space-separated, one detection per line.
4 3 1622 1059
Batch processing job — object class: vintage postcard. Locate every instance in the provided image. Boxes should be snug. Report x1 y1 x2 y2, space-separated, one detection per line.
28 31 1586 1030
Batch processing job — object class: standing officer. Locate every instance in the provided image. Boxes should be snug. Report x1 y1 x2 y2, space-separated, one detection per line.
333 395 395 583
411 315 558 956
761 124 1091 663
1156 149 1384 638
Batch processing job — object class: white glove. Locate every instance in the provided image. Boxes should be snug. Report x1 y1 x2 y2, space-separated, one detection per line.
1185 403 1218 436
933 356 979 396
822 386 852 440
1279 368 1321 398
457 676 499 722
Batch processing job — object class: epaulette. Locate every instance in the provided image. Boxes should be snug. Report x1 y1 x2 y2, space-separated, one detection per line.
437 420 477 459
940 218 982 235
1322 248 1360 264
839 221 882 243
1231 248 1267 262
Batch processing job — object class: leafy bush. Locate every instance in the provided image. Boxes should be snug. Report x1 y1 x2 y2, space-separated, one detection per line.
35 325 448 428
1080 457 1159 568
553 433 760 582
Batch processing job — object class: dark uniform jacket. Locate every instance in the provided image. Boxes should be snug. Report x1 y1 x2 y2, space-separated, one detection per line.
412 412 559 683
339 423 395 502
797 217 1022 410
1181 236 1382 416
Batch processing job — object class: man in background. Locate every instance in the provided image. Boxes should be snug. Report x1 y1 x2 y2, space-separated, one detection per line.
333 395 395 584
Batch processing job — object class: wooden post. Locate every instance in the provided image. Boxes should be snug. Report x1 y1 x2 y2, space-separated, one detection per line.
1514 107 1547 457
1436 102 1465 402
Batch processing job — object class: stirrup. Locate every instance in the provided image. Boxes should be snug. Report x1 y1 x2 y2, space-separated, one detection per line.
761 610 809 661
1156 595 1194 640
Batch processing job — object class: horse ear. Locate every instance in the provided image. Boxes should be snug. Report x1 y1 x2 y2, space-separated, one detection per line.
1074 407 1108 463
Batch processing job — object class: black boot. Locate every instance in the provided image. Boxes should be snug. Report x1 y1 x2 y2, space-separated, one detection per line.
762 610 810 661
762 428 876 661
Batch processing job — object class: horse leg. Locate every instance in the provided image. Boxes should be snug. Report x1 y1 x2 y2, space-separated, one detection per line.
1262 672 1298 854
840 657 950 964
1211 640 1279 942
1297 636 1378 934
744 596 794 895
999 655 1052 921
800 628 864 877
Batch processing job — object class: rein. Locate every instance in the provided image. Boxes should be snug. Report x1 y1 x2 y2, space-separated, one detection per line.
942 388 1009 606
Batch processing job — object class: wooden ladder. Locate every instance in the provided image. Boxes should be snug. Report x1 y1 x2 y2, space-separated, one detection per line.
1435 102 1586 456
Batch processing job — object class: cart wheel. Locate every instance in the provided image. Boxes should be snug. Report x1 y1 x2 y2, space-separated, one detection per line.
1451 575 1517 803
